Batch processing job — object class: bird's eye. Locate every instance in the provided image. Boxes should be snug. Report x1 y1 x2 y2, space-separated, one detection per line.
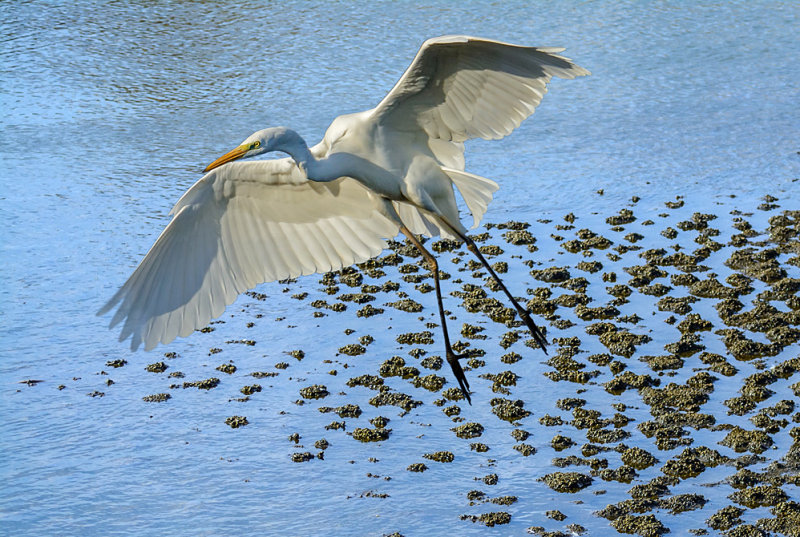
251 141 261 149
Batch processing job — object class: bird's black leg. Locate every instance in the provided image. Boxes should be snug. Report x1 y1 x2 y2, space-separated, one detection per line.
446 224 548 354
399 226 472 404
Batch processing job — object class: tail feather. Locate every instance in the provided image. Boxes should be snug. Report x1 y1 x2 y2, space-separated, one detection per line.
442 167 499 229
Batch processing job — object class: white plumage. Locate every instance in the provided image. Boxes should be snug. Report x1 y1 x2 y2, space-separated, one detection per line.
101 158 398 351
99 35 589 400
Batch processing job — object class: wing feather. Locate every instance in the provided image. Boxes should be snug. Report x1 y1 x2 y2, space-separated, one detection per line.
262 222 288 278
302 222 330 272
336 217 372 260
372 35 589 143
313 221 342 272
234 206 261 286
287 221 320 274
99 158 399 351
318 220 355 263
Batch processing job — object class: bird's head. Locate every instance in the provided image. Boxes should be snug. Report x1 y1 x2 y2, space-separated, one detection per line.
203 127 304 172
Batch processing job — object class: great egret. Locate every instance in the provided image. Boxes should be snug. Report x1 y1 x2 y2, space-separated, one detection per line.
99 35 589 402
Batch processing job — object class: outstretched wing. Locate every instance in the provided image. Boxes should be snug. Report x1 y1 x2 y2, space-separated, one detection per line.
98 158 399 351
372 35 590 142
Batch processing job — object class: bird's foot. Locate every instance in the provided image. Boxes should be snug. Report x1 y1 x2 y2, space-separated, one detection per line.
519 309 548 354
446 350 472 405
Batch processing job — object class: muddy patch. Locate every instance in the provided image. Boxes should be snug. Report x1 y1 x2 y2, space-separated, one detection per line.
109 200 800 535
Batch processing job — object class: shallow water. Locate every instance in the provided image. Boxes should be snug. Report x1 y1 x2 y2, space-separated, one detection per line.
2 2 799 536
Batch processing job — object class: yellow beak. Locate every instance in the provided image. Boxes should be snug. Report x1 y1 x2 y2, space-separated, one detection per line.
203 144 249 172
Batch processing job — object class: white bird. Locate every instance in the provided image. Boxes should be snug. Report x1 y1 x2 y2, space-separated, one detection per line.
99 35 589 402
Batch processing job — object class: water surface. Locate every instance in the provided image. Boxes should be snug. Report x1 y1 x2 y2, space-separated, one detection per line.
2 2 798 535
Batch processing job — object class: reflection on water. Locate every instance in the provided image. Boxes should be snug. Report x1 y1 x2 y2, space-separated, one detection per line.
1 1 798 535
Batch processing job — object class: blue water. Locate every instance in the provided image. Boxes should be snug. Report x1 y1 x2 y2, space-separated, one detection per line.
2 2 799 535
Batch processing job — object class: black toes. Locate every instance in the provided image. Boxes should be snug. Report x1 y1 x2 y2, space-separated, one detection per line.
446 351 472 405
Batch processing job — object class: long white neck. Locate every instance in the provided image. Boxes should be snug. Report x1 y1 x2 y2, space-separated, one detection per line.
272 128 398 194
271 128 314 169
273 129 365 183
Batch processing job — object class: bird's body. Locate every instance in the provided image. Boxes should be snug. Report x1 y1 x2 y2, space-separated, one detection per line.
100 36 589 401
